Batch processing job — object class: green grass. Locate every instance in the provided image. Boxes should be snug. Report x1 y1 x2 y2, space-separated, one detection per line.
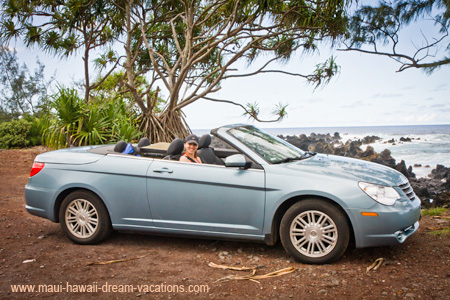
429 227 450 236
421 207 448 216
422 207 450 235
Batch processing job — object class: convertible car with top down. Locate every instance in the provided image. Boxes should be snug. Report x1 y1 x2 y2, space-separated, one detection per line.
25 124 421 264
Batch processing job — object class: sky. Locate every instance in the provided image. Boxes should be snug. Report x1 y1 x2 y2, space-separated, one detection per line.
183 48 450 129
11 11 450 131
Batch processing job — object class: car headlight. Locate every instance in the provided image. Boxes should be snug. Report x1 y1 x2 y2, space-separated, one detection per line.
358 182 400 206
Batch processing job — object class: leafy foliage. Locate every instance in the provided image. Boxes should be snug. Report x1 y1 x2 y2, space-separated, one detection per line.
41 87 85 148
0 116 42 148
0 0 126 101
0 44 51 116
41 87 143 149
0 106 19 123
344 0 450 72
122 0 351 141
2 1 352 143
0 119 30 149
23 114 43 146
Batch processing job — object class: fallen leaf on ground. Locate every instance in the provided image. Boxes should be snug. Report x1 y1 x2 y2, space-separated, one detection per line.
208 262 258 271
432 216 450 219
250 267 297 280
22 259 36 264
87 255 146 266
209 262 296 283
366 258 384 272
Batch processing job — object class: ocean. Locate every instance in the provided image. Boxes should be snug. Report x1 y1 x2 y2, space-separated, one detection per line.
194 124 450 178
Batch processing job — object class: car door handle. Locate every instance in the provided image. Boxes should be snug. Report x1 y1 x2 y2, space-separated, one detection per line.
153 168 173 174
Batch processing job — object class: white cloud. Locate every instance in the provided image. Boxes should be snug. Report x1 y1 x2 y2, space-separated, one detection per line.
430 103 446 108
371 93 403 99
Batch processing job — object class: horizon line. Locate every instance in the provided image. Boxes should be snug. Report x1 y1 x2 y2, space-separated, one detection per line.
192 123 450 131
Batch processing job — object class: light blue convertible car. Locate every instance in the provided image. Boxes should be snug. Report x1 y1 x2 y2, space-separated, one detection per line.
25 124 421 264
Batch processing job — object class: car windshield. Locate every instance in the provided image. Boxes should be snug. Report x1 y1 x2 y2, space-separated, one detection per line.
228 126 305 164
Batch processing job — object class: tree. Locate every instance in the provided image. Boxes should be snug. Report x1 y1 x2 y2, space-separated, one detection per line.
0 0 126 101
342 0 450 73
0 44 50 118
122 0 349 142
2 0 351 142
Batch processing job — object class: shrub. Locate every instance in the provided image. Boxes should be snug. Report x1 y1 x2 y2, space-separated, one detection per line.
23 114 42 146
41 87 144 148
41 87 84 148
0 119 31 149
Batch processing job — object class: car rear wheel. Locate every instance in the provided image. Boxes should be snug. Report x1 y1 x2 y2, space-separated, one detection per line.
59 190 111 244
280 199 350 264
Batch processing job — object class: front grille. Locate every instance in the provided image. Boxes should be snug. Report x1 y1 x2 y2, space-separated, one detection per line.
399 181 416 201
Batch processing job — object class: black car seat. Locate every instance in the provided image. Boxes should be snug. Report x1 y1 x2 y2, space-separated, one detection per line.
163 138 184 160
137 137 150 154
114 140 127 153
114 140 140 155
137 137 151 148
198 134 224 165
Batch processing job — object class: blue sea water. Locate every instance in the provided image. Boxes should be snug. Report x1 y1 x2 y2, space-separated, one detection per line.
194 124 450 178
262 124 450 137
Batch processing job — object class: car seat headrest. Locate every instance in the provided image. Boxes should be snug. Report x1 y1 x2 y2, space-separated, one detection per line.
114 140 127 153
137 137 151 148
167 138 184 155
198 134 211 149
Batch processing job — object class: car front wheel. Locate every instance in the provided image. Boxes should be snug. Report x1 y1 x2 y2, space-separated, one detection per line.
59 190 112 244
280 199 350 264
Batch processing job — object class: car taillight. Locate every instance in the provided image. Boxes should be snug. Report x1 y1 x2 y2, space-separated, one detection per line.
30 162 45 177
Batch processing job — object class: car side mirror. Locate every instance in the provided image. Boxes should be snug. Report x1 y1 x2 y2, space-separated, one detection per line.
225 154 251 169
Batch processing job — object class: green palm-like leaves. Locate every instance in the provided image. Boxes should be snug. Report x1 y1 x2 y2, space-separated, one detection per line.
42 87 84 148
72 106 111 146
345 0 450 72
42 87 143 149
112 118 143 143
308 56 340 88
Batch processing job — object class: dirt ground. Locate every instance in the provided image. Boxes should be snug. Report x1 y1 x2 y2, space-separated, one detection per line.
1 148 449 300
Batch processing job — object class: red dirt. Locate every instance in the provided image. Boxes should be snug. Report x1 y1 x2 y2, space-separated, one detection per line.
0 148 449 299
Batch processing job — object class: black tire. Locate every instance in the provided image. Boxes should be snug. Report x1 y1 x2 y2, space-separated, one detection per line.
280 199 350 264
59 190 112 244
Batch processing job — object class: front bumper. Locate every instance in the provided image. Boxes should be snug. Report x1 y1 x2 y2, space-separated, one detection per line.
347 196 421 248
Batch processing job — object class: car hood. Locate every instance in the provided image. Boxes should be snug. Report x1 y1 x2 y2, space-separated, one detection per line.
280 154 406 186
34 146 103 165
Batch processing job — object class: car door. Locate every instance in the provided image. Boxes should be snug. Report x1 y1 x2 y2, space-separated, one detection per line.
86 154 155 229
146 160 265 235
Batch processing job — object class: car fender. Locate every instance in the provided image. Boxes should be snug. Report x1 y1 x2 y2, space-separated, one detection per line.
51 182 110 221
263 189 361 243
34 156 153 225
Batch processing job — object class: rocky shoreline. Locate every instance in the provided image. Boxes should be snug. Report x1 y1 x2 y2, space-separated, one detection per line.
278 133 450 208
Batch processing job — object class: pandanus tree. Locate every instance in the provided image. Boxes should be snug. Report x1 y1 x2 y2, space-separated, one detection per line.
121 0 350 142
0 0 126 102
1 0 351 143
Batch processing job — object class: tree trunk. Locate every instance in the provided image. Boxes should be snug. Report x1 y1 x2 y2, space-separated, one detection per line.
139 109 190 143
83 39 90 102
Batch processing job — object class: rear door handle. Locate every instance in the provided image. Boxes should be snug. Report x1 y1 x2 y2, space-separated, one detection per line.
153 168 173 174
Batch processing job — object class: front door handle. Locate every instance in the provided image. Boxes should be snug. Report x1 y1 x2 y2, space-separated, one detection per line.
153 168 173 174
